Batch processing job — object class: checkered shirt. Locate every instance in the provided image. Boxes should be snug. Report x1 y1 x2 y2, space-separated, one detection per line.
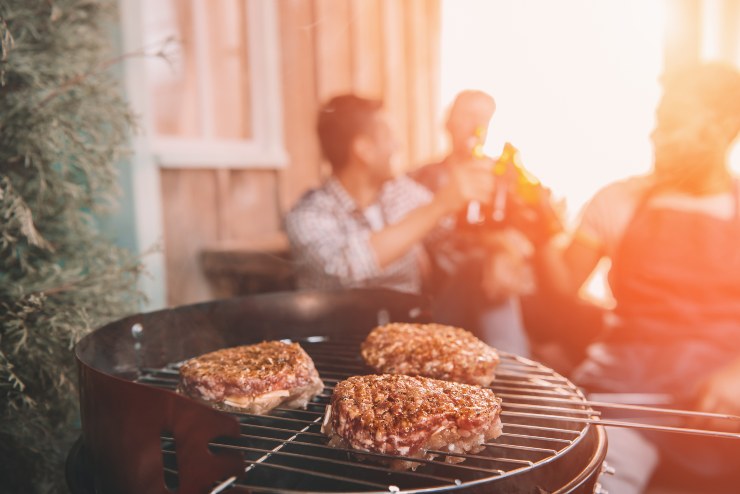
285 175 437 293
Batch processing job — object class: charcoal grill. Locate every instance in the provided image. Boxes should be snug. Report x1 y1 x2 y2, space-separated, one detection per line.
68 289 608 494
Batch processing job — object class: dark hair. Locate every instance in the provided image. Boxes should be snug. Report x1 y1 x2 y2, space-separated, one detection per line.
316 94 383 171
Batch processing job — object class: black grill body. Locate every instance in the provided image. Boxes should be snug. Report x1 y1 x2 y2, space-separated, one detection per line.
70 289 607 494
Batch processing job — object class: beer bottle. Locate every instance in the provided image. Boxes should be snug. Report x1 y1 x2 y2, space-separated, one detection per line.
457 139 563 242
490 142 516 224
459 141 516 229
506 142 540 204
458 126 491 228
502 142 564 242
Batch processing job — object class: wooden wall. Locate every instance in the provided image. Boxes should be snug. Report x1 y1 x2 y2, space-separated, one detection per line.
161 0 442 306
277 0 442 211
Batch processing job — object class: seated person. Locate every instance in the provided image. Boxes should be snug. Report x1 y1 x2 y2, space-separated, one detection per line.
538 62 740 494
285 94 495 297
411 90 536 356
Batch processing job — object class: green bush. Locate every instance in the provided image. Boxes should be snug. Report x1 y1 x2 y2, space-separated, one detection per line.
0 1 142 492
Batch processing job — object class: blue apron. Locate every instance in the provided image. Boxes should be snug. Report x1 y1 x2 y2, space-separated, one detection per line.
573 180 740 476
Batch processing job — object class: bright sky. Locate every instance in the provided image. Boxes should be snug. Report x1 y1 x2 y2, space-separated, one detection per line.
440 0 667 222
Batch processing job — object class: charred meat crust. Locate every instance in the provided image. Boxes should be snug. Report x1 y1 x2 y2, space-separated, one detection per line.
322 374 503 470
361 323 500 386
178 341 323 414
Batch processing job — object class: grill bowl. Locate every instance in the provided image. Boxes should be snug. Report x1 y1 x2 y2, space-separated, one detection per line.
70 289 606 494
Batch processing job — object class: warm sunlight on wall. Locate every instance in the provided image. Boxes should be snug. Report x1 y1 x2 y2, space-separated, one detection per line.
440 0 666 223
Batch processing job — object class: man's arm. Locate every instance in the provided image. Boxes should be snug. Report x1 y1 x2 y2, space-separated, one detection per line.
535 182 620 299
537 231 604 298
286 159 494 286
370 160 494 269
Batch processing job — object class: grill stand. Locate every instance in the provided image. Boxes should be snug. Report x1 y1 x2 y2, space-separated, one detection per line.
78 364 243 494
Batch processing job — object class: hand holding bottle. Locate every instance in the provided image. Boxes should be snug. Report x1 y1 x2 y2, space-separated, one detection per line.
492 143 566 245
436 156 496 215
512 183 567 246
480 227 537 300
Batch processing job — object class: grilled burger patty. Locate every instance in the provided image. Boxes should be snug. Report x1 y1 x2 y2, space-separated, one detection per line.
361 323 500 386
322 374 503 470
178 341 323 414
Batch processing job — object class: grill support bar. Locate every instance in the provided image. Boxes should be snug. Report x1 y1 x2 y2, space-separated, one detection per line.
503 410 740 439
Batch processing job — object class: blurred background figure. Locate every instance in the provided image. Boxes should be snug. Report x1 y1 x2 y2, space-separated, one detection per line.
413 90 497 191
539 62 740 494
411 90 536 356
285 94 495 297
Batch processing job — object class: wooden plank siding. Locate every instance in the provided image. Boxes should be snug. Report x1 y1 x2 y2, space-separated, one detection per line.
160 169 220 305
162 0 441 306
405 0 440 166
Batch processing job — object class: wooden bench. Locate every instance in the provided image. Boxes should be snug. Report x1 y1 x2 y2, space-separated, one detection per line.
200 232 296 298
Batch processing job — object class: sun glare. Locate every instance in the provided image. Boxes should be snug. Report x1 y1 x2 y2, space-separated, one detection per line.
440 0 667 221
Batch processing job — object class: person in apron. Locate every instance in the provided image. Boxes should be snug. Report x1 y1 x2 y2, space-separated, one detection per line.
539 62 740 493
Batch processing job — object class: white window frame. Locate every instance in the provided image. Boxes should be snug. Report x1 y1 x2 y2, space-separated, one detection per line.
118 0 286 308
151 0 288 168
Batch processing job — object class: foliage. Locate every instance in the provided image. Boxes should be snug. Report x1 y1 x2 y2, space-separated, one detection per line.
0 1 143 492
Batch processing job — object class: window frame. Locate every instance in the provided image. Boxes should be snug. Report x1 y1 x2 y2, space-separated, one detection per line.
118 0 287 309
123 0 287 169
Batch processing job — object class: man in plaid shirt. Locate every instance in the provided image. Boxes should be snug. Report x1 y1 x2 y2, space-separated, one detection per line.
285 94 494 294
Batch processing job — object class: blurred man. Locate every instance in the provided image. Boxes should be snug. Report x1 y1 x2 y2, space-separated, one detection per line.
413 90 498 191
411 90 535 355
539 62 740 493
285 94 495 294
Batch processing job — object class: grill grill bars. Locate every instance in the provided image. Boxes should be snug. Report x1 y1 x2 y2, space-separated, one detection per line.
137 336 596 493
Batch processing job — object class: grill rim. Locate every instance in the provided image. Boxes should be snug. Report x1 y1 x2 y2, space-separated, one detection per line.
67 428 608 494
135 341 603 493
73 289 607 494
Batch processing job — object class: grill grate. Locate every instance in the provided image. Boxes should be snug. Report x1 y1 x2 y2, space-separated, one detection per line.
137 334 597 493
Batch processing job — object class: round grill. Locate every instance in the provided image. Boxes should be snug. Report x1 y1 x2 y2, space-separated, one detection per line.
144 339 601 493
69 289 606 494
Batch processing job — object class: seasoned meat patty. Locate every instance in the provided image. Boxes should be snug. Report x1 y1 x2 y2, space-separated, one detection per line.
322 374 503 470
178 341 323 414
361 323 500 386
